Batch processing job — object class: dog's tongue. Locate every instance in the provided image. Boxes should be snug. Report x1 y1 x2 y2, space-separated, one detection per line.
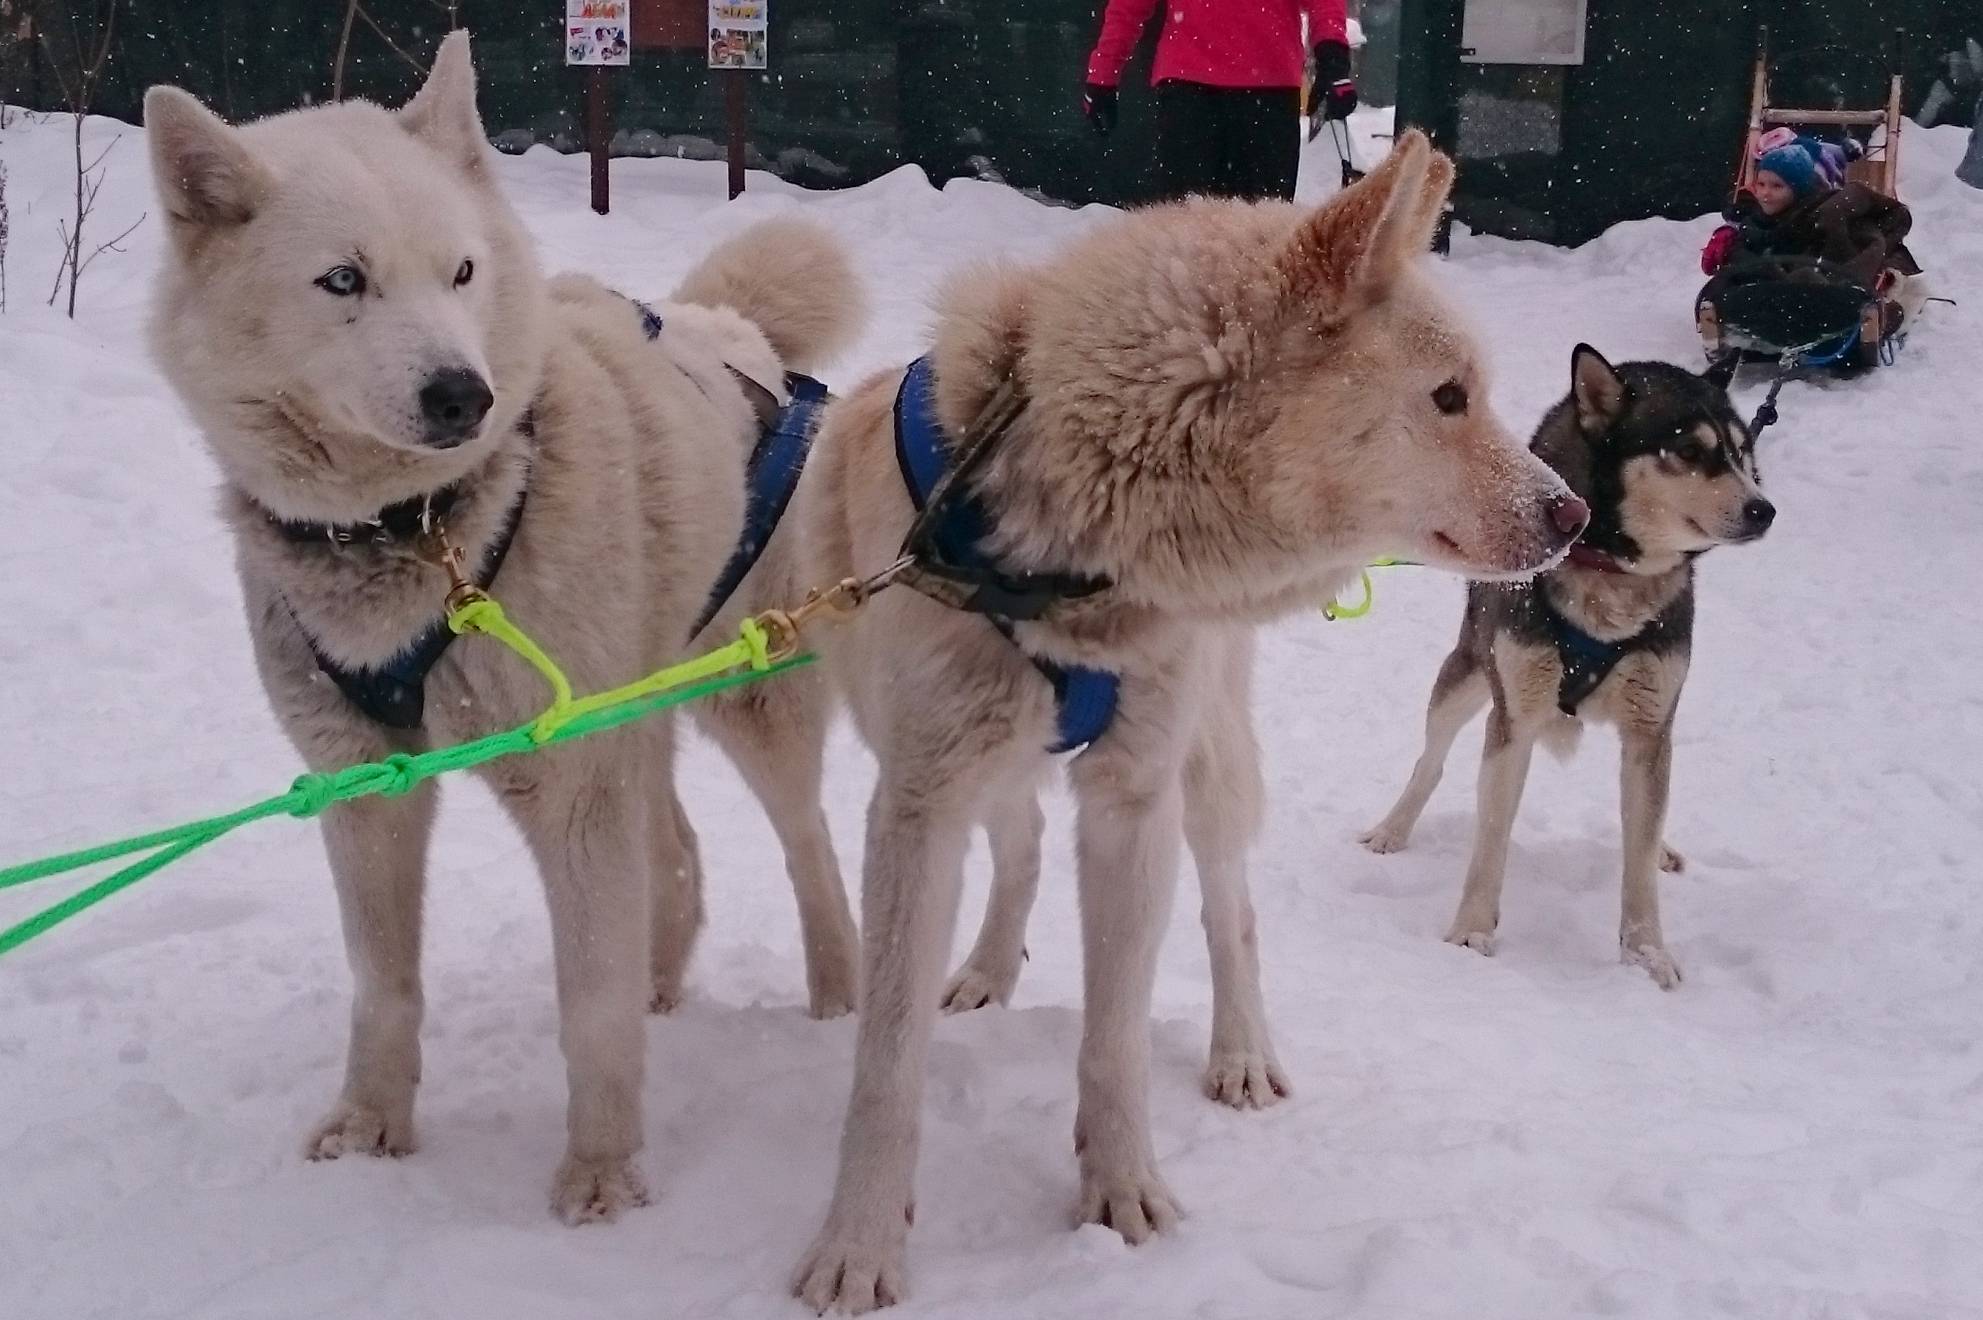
1566 543 1629 573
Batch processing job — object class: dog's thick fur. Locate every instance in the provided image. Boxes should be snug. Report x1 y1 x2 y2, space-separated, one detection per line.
144 33 865 1222
755 133 1585 1312
1360 346 1774 988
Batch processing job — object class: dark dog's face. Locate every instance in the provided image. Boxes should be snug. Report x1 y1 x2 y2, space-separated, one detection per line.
1567 346 1774 568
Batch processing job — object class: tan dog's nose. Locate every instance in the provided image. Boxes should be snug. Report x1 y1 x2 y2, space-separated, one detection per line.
1549 494 1590 537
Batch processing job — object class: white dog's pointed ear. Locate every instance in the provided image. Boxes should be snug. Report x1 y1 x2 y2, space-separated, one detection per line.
401 30 488 175
1394 146 1455 261
1571 343 1627 432
145 86 270 230
1281 129 1447 311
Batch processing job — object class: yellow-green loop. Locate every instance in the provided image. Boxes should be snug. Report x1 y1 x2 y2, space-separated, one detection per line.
1323 569 1376 621
1321 557 1410 622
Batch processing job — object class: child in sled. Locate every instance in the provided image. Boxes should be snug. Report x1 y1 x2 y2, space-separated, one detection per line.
1696 141 1927 370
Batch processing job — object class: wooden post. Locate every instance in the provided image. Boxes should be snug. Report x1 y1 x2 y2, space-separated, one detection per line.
588 66 611 215
725 69 747 200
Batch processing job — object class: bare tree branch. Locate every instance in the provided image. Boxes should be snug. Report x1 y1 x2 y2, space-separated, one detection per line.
37 2 124 317
353 3 426 76
47 219 69 305
74 209 144 280
332 0 359 101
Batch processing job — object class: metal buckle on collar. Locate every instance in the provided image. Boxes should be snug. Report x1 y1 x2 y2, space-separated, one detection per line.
324 518 391 546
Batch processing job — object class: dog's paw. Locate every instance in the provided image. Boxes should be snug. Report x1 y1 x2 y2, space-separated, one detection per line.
791 1229 908 1314
304 1099 414 1160
1659 842 1687 874
1358 822 1412 854
810 988 857 1020
1443 924 1497 956
1623 941 1683 990
808 969 858 1021
649 981 683 1015
939 960 1020 1015
1077 1163 1182 1245
549 1155 650 1225
1203 1050 1291 1110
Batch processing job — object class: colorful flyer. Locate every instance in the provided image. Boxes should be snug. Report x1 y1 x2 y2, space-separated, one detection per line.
567 0 631 66
708 0 767 70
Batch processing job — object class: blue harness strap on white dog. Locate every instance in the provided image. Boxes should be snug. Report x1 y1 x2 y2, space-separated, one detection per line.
892 355 1120 754
281 477 529 730
632 297 831 640
690 372 830 637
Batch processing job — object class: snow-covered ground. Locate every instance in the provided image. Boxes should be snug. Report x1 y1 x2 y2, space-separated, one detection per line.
2 105 1980 1320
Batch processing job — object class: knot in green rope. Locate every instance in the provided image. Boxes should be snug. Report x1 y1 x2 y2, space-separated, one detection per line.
286 772 338 818
287 754 425 818
371 753 424 798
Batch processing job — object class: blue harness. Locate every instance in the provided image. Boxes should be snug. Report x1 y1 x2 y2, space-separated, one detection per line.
1544 605 1631 716
645 297 831 638
278 451 529 731
892 355 1120 753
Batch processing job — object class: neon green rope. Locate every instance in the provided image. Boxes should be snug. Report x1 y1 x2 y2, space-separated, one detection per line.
0 609 813 959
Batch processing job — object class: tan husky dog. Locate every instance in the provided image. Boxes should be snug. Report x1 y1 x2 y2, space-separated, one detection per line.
753 133 1589 1311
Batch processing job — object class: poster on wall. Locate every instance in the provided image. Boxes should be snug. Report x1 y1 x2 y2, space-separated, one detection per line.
1459 0 1586 66
708 0 767 70
567 0 632 66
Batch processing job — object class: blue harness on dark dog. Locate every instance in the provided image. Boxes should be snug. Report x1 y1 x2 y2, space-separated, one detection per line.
289 301 828 729
892 355 1120 754
1544 606 1630 716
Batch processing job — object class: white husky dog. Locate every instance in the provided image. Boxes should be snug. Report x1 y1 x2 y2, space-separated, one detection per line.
144 33 863 1221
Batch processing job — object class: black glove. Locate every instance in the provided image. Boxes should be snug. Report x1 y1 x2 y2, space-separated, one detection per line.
1312 39 1357 121
1082 83 1118 138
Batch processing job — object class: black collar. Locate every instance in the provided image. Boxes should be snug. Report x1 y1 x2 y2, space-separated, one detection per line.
260 412 537 730
267 483 465 547
264 411 536 549
283 479 530 730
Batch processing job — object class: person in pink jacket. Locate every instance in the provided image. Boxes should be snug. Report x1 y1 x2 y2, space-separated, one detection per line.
1081 0 1354 202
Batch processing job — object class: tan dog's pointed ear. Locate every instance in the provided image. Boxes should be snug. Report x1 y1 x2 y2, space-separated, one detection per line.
145 86 270 232
1571 343 1627 432
401 30 488 175
1280 129 1448 311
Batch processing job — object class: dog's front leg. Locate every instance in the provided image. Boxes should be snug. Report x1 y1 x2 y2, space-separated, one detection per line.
1070 740 1188 1243
1445 709 1537 954
501 754 653 1224
1619 723 1682 989
1185 685 1287 1110
307 787 437 1160
794 772 977 1313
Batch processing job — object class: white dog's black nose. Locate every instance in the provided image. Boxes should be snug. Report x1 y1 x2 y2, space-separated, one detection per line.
1742 497 1776 535
419 368 494 447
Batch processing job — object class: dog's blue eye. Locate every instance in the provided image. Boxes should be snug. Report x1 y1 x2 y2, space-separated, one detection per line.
1432 381 1467 415
454 259 474 288
317 265 365 297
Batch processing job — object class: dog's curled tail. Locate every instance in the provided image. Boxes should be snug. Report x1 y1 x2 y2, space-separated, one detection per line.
673 216 865 374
